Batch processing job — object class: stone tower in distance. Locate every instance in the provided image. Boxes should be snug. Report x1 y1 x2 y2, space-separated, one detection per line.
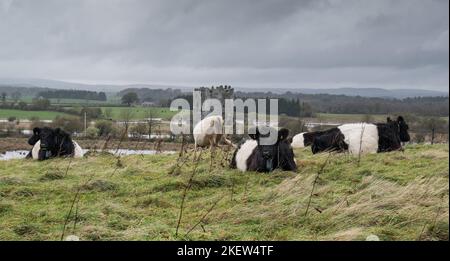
195 85 234 118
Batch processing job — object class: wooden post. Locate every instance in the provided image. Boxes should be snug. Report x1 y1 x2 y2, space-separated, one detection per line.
84 111 87 137
431 128 435 145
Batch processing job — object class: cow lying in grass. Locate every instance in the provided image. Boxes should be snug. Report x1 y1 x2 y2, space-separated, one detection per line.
26 127 83 160
311 116 410 154
230 126 297 172
193 115 233 149
310 128 348 154
291 130 333 148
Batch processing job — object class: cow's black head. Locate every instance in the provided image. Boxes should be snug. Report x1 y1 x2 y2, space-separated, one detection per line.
277 129 298 171
31 127 55 160
387 116 410 142
30 127 73 160
28 127 41 146
397 116 410 142
249 126 297 172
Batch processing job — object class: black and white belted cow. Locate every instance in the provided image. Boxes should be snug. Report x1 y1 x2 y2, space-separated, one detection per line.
311 116 410 155
230 126 297 172
291 130 333 148
26 127 83 160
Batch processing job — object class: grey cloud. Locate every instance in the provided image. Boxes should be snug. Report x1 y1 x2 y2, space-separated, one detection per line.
0 0 448 91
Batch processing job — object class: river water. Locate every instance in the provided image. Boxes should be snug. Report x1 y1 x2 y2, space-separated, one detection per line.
0 149 175 160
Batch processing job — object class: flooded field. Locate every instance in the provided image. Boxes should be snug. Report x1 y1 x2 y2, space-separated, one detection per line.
0 137 189 154
0 149 176 160
0 150 30 160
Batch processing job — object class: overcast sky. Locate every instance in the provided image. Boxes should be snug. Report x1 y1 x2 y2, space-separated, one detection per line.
0 0 448 91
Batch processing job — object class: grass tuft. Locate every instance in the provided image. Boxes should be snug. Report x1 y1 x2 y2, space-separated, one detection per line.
39 170 65 181
80 180 118 192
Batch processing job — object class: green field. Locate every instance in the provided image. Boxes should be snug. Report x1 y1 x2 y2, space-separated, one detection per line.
0 106 178 121
50 99 114 105
0 144 448 240
66 106 177 120
0 109 71 120
315 113 389 123
9 95 120 104
99 106 177 120
315 113 449 123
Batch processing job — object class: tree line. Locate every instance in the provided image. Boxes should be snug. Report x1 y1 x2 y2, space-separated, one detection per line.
118 88 182 106
234 91 449 117
169 92 448 118
38 90 107 101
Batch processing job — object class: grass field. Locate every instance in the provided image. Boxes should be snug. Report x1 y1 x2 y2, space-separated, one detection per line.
66 106 177 120
0 144 448 241
0 109 71 120
9 97 120 105
315 113 389 123
0 106 177 121
99 106 177 120
314 113 449 124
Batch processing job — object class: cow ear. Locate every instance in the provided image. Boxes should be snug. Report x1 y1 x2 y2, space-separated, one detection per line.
56 128 69 137
287 136 293 144
54 128 66 137
278 128 290 142
397 116 404 122
33 127 40 135
387 117 392 122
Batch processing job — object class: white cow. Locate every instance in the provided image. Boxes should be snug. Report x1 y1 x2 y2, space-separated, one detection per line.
193 115 233 149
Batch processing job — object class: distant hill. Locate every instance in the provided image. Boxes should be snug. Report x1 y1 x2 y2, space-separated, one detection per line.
0 78 189 93
236 87 448 99
0 78 447 99
0 85 52 97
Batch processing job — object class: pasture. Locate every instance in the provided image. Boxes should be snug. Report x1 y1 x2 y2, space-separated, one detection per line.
0 144 448 240
100 106 177 120
0 106 177 121
0 109 71 120
8 96 120 105
66 106 177 121
315 113 389 123
314 113 449 124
